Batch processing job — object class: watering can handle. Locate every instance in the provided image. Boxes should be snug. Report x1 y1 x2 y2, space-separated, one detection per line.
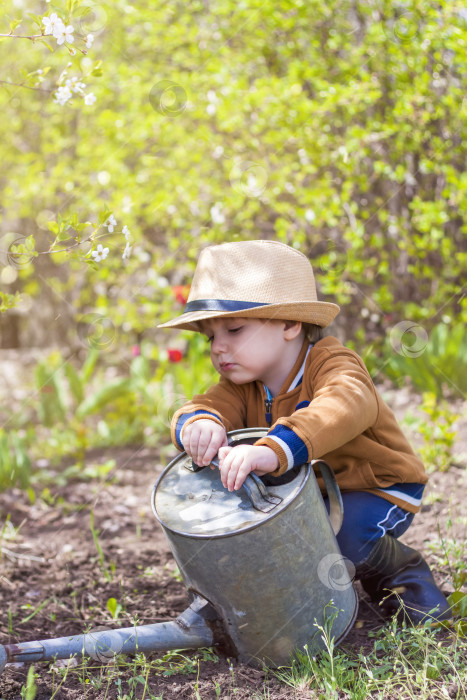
310 459 344 535
241 473 282 512
188 453 342 526
206 456 282 513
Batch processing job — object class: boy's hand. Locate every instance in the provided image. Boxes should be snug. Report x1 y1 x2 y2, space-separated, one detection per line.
217 444 279 492
182 419 228 467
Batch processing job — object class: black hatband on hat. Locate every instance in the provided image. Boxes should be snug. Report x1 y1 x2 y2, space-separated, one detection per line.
183 299 270 313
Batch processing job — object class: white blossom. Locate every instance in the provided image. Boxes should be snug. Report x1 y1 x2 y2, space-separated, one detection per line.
305 209 316 223
97 171 110 185
105 215 117 232
122 241 132 260
122 225 131 240
210 203 225 224
84 93 97 105
206 91 219 116
91 244 109 262
122 196 133 213
42 13 63 36
156 276 169 288
65 77 86 94
85 34 94 49
54 85 72 106
55 24 74 45
137 249 151 263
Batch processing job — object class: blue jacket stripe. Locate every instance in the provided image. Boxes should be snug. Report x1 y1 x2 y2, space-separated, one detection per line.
267 424 309 469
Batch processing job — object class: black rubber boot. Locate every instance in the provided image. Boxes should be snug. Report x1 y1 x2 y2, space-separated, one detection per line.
356 535 452 625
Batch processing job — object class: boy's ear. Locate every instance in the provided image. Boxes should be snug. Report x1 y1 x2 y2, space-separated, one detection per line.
283 321 303 340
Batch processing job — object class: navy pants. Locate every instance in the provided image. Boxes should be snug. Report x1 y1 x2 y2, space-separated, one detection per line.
323 491 415 567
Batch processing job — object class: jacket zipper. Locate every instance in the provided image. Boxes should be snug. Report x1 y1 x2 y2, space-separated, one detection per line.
264 385 273 427
263 344 313 428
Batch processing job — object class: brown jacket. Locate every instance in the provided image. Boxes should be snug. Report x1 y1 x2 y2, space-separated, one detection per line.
171 337 427 513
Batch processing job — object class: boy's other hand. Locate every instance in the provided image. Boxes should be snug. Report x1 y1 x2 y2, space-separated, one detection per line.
182 419 228 467
217 444 279 492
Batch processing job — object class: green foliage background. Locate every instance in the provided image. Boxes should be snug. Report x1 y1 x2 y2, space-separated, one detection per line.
0 5 466 675
0 0 465 354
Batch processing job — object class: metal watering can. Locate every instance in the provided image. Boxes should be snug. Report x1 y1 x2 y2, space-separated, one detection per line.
154 428 357 666
0 428 357 673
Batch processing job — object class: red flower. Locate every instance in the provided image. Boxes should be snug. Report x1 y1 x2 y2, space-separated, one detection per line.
131 345 141 357
172 285 190 305
167 348 183 363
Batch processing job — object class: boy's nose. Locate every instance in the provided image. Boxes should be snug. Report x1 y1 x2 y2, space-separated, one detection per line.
211 335 227 354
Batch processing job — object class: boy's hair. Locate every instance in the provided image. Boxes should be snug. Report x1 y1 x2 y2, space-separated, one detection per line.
302 323 324 343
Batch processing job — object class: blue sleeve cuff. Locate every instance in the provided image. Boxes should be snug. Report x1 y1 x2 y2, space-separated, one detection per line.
175 410 222 450
266 424 309 471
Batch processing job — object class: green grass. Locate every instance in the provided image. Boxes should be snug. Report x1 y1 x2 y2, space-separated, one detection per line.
47 648 219 700
274 618 466 700
41 619 466 700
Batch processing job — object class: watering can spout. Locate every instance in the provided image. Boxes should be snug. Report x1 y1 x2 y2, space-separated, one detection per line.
0 597 216 674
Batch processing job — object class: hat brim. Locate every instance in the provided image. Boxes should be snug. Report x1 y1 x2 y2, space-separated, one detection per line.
158 301 340 331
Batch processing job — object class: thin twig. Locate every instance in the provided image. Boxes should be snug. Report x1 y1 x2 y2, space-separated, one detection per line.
0 79 51 93
0 33 44 39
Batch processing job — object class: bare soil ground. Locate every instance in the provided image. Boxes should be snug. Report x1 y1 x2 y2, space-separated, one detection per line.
0 386 465 699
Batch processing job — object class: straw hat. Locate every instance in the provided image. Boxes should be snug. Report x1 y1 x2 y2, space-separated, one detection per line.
158 240 340 331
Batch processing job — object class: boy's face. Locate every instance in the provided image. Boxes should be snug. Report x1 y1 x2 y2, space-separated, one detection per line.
199 317 302 390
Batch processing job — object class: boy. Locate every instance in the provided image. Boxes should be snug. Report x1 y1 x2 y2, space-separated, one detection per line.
159 240 451 625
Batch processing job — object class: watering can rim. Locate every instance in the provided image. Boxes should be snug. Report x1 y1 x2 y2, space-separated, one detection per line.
152 428 314 539
153 428 344 538
152 466 312 539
